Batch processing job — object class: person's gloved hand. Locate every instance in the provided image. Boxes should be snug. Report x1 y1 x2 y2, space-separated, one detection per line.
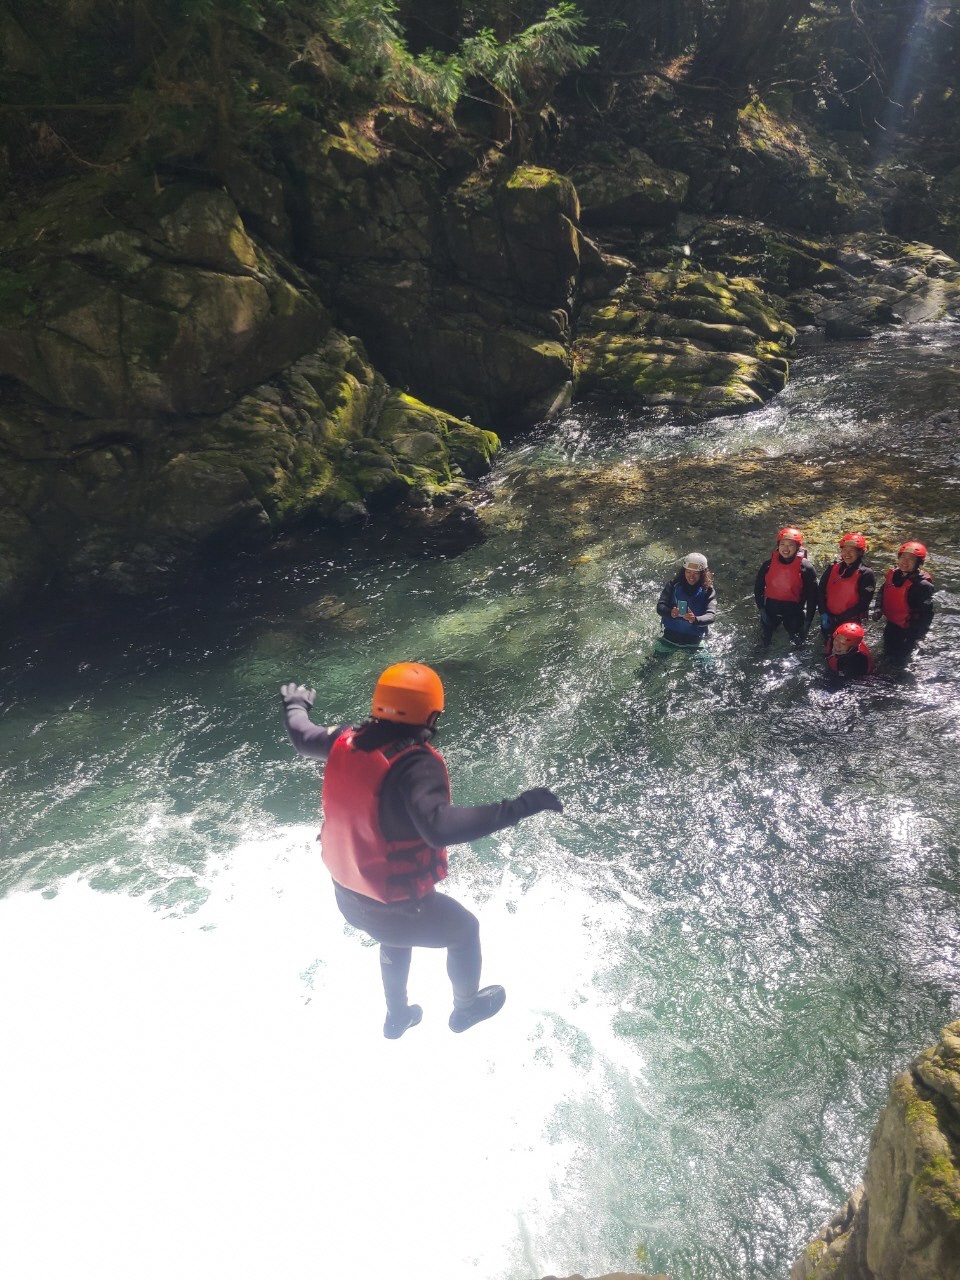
819 612 832 633
280 682 316 711
871 608 882 622
517 787 563 816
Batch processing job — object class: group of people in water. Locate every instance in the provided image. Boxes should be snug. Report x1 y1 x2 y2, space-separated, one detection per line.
655 526 935 677
279 527 935 1039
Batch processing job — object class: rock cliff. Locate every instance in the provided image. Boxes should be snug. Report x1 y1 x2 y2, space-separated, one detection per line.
3 90 959 607
792 1020 960 1280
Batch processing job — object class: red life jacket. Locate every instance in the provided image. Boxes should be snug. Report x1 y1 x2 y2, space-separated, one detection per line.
320 729 449 903
825 562 862 616
765 550 804 603
827 640 874 676
881 568 931 629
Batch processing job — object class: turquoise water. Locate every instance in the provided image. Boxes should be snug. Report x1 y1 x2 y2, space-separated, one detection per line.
1 324 958 1280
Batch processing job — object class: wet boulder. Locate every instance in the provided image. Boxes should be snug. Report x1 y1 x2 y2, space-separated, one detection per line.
789 234 960 335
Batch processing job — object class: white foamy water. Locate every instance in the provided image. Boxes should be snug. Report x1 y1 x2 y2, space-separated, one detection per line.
0 825 642 1280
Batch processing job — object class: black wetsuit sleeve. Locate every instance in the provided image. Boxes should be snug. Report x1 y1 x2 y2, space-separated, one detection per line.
817 566 831 613
381 749 547 847
801 560 819 624
692 584 717 625
656 581 674 619
754 562 769 608
907 576 935 627
284 706 348 761
858 567 876 615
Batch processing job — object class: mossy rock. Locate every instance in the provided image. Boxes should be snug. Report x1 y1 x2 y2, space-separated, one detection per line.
573 147 689 228
575 268 794 415
0 184 326 418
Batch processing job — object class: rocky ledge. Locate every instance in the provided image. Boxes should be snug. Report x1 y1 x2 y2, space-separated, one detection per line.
792 1019 960 1280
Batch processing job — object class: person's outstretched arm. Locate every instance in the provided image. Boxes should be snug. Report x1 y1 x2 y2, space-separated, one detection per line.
387 750 562 847
280 683 346 761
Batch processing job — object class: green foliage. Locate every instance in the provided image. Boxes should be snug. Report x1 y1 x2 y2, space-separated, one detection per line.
462 3 594 104
305 0 594 123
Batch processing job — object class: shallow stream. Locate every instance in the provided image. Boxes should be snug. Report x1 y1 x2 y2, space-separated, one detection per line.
1 324 959 1280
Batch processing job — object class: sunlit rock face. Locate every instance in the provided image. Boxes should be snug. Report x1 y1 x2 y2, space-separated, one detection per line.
287 114 580 432
0 181 499 605
792 1020 960 1280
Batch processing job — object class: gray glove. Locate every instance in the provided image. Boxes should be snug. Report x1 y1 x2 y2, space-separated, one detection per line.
280 682 315 711
516 786 563 817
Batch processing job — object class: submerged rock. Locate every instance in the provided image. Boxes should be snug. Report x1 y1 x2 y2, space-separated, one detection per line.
792 1019 960 1280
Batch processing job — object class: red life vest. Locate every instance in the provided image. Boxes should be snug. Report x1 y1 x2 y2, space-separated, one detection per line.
320 729 449 903
880 568 931 629
827 640 874 676
765 551 804 603
825 562 862 616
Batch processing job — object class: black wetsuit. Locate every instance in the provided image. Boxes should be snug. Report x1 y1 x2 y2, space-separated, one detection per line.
283 693 554 1011
754 553 819 644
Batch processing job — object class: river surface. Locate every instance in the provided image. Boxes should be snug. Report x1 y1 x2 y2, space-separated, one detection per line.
1 324 959 1280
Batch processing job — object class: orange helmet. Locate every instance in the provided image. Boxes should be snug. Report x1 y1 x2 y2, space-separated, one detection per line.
840 532 867 551
778 526 803 544
372 663 444 725
899 540 927 561
834 622 864 643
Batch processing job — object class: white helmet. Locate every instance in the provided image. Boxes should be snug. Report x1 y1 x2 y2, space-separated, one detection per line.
683 552 708 571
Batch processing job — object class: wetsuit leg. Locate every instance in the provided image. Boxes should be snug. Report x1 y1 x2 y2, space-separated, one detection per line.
775 602 805 643
334 884 483 1004
766 601 805 643
379 945 413 1011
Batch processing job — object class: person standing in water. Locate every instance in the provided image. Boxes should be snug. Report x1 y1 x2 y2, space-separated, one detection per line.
817 532 875 642
754 526 818 646
874 540 935 658
280 663 562 1039
655 552 717 655
825 621 875 679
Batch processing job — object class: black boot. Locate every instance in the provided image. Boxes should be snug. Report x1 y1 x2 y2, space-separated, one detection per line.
449 985 506 1033
384 1004 423 1040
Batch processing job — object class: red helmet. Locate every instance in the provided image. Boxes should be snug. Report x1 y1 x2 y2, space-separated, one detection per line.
834 622 865 642
839 532 867 551
898 541 927 561
777 526 803 544
372 663 444 724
